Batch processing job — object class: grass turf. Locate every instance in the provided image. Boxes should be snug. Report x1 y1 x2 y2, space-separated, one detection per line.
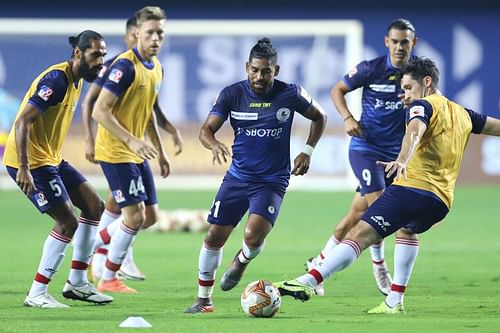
0 186 499 332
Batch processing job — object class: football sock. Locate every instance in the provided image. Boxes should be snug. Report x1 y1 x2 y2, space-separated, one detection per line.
28 230 70 297
370 240 385 263
68 216 99 286
300 240 361 286
198 242 222 298
386 237 419 307
317 235 340 262
102 221 138 280
238 240 264 264
94 216 122 250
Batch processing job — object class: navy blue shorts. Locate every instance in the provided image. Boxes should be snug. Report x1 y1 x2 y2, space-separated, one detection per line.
6 160 86 213
99 160 157 208
349 150 395 195
362 185 449 237
207 173 287 226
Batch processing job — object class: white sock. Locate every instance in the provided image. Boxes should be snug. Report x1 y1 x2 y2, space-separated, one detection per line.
299 240 361 287
99 209 121 231
102 221 138 280
68 217 99 286
28 231 71 297
370 240 385 263
385 238 419 307
198 242 222 299
316 235 340 263
122 238 137 266
238 240 264 264
94 216 122 250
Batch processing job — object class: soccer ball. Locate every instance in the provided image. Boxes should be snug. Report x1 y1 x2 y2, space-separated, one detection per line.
240 280 281 318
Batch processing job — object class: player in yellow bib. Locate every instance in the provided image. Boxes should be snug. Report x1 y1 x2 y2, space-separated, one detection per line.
3 30 112 308
276 57 500 314
92 6 171 294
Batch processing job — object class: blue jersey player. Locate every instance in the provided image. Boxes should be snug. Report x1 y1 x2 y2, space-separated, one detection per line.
185 38 327 313
306 18 418 297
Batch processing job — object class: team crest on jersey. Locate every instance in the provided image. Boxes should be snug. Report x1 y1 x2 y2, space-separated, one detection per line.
267 205 275 214
409 105 425 119
348 67 358 78
112 189 126 203
98 65 108 78
37 85 53 101
34 192 48 207
276 108 291 123
108 68 123 83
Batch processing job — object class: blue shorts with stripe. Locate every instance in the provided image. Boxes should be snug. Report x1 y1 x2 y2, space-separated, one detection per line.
349 150 395 195
6 160 86 213
362 185 449 237
207 173 287 226
99 160 157 208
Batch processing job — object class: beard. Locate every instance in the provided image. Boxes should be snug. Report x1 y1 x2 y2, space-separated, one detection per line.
79 57 101 82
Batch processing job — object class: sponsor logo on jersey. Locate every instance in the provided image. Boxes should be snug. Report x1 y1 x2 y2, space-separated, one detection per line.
231 111 258 120
249 102 271 108
374 98 403 110
237 127 283 138
108 68 123 83
370 215 391 232
348 67 358 78
369 84 396 93
113 189 125 203
34 192 48 207
409 105 425 119
37 85 53 101
276 108 291 123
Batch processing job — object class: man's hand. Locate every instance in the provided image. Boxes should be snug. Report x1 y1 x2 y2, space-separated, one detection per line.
344 117 363 137
291 153 311 176
158 154 171 178
128 137 158 160
85 138 97 163
16 166 36 195
172 130 184 156
377 160 408 180
210 142 231 165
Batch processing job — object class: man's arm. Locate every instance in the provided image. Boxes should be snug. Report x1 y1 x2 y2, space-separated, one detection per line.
199 114 231 165
481 117 500 136
14 104 41 194
153 100 184 155
291 100 327 176
92 88 157 160
81 83 102 163
146 108 170 178
331 80 362 137
378 118 428 180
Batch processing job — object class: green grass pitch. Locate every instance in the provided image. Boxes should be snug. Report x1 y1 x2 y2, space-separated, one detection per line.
0 186 499 332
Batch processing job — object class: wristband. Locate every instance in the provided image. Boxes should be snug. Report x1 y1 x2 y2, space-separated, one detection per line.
302 144 314 157
343 115 354 122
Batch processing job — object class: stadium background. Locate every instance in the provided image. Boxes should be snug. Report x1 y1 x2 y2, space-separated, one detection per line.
0 0 499 187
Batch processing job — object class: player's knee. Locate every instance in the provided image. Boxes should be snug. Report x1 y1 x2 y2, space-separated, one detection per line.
204 230 226 249
56 214 79 238
243 232 266 248
396 227 417 240
80 196 105 221
142 207 160 229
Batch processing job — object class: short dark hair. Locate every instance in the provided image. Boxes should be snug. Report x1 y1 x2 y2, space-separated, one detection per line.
249 38 277 64
387 18 416 35
68 30 104 57
400 57 440 86
126 17 137 31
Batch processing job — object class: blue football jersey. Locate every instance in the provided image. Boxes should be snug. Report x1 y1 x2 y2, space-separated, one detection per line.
210 79 312 184
343 54 411 160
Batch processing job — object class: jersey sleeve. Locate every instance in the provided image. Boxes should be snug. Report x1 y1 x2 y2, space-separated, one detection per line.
209 87 231 120
101 58 135 97
93 60 113 87
294 85 313 114
342 60 370 90
464 108 487 134
27 70 68 113
406 100 433 127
